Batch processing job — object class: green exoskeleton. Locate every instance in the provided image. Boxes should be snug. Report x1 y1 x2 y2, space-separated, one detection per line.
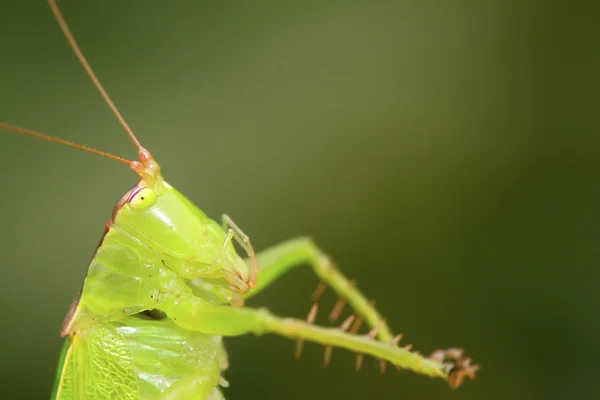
2 2 479 399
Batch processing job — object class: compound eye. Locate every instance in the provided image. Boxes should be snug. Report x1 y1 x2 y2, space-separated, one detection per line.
129 187 156 210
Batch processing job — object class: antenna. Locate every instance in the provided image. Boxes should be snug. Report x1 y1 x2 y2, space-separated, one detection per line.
0 123 136 167
48 0 144 152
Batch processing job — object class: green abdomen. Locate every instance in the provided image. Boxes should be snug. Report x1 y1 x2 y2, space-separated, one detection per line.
51 314 228 400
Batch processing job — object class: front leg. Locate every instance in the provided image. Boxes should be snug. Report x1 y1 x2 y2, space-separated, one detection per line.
221 214 259 288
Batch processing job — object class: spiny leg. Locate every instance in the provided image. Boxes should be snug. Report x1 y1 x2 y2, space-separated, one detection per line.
243 237 394 342
160 293 479 389
222 214 259 288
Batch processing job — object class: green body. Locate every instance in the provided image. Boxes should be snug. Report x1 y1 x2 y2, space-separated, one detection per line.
51 179 238 399
46 168 477 399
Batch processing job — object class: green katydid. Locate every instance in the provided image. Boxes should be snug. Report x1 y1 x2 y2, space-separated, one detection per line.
2 1 480 399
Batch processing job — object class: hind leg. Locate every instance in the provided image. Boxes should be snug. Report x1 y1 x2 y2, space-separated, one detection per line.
245 237 393 341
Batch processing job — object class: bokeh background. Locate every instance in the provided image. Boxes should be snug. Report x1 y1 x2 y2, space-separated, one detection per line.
0 1 598 399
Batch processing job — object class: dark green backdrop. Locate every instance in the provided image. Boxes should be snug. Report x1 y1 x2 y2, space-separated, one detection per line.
1 1 597 399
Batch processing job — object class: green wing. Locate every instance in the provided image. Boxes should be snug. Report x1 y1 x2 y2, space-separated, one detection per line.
51 325 139 400
50 337 73 400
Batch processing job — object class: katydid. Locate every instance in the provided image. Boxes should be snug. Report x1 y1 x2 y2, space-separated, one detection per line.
2 1 479 399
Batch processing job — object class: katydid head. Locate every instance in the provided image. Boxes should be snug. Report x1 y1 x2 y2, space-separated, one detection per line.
110 179 254 299
121 152 252 298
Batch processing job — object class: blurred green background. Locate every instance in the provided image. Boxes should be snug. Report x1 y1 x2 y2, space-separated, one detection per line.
0 1 598 399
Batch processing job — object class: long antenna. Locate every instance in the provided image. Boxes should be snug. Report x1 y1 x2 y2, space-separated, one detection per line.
48 0 143 151
0 123 135 167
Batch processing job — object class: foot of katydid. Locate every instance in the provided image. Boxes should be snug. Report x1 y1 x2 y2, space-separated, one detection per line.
429 348 481 389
